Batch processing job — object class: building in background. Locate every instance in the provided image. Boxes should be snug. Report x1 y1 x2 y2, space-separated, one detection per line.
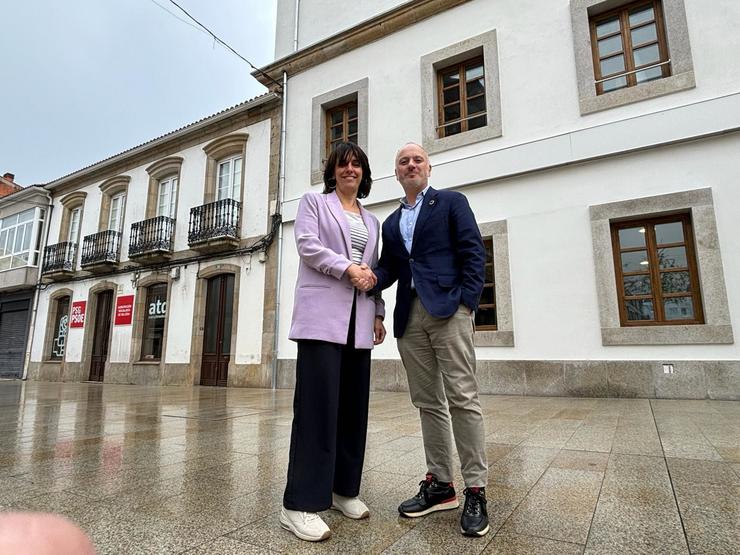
0 172 23 198
0 183 51 378
258 0 739 399
27 93 282 387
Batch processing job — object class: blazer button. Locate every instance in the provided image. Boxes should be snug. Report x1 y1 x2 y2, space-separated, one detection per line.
409 258 414 263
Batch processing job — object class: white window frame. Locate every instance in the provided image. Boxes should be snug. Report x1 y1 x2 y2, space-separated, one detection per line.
216 155 242 201
157 176 178 219
68 207 81 244
108 192 126 232
0 207 44 271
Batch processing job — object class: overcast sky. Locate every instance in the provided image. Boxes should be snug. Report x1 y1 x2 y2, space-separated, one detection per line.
0 0 277 185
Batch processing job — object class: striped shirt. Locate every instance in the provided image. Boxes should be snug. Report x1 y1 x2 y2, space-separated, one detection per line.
344 211 368 264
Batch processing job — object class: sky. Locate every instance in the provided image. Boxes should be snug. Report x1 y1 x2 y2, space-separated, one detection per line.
0 0 277 185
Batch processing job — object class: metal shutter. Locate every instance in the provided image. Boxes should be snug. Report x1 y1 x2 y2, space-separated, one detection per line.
0 299 30 378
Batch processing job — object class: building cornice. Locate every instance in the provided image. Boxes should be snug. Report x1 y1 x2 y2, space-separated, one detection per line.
253 0 472 86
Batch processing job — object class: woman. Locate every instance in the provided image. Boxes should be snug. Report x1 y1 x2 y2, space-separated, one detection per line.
280 142 386 542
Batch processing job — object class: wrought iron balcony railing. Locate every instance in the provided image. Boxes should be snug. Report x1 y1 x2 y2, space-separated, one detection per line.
188 198 241 245
42 241 78 274
129 216 175 257
80 230 121 266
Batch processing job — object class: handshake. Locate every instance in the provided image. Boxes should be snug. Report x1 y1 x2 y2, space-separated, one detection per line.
347 263 377 292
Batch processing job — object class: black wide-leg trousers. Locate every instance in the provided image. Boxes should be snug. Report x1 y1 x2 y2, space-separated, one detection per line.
282 311 371 511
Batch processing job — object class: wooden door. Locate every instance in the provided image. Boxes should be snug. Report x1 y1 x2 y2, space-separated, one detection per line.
89 290 113 382
200 274 234 386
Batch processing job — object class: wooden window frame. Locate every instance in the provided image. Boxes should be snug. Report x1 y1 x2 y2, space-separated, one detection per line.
611 213 704 327
475 236 497 331
436 56 487 139
590 0 671 95
324 101 359 158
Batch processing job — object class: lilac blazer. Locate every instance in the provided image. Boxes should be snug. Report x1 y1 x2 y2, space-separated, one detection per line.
288 191 384 349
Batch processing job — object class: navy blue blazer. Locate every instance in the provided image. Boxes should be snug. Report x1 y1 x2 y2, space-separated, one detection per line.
373 187 486 338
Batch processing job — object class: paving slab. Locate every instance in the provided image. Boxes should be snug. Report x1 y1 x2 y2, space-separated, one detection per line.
2 382 739 554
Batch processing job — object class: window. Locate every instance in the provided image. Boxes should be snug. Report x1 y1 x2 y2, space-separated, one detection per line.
590 188 732 345
421 30 502 155
473 221 514 347
49 296 71 360
216 155 242 201
591 1 669 95
141 283 167 360
145 157 183 220
326 102 358 153
97 176 130 233
157 176 178 219
475 237 497 330
571 0 695 114
202 135 247 204
68 207 81 244
108 192 126 232
310 78 369 184
58 191 86 249
611 214 703 325
0 208 44 270
437 57 487 138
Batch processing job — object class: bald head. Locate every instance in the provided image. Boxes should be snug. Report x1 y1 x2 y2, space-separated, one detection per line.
395 142 432 202
394 142 427 163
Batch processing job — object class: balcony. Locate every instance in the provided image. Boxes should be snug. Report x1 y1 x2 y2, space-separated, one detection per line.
41 242 78 280
188 198 240 252
80 230 121 271
129 216 175 262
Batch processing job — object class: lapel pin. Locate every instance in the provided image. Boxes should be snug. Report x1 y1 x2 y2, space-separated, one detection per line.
429 199 435 206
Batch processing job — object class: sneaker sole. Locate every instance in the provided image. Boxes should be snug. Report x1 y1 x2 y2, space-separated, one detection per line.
461 523 490 537
399 497 460 518
279 515 331 542
331 504 369 519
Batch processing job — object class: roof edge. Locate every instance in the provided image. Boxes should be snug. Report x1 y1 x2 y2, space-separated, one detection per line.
45 92 280 190
254 0 471 85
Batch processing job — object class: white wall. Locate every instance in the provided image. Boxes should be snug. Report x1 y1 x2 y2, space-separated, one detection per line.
273 0 740 363
276 132 740 362
280 0 740 201
274 0 408 59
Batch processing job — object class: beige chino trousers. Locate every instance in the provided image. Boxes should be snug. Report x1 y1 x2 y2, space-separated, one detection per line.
397 298 488 487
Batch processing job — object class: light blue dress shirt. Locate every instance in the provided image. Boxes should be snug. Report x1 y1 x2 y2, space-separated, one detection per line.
399 185 430 254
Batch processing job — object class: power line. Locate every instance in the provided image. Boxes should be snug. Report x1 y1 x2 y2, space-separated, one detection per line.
146 0 208 36
164 0 283 91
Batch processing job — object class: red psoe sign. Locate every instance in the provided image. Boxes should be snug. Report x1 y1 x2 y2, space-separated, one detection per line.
114 294 135 326
70 301 86 328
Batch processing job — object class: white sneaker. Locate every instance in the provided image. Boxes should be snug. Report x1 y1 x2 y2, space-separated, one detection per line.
331 493 370 519
279 507 331 541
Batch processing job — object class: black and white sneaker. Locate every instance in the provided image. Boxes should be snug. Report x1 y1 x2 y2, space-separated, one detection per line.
460 487 490 536
398 473 459 517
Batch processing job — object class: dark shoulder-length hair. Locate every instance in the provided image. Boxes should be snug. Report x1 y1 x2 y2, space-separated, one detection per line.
322 142 373 199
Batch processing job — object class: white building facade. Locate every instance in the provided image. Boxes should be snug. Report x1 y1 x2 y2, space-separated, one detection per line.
28 94 282 388
261 0 740 398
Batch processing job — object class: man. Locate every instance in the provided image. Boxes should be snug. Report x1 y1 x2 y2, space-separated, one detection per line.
362 142 489 536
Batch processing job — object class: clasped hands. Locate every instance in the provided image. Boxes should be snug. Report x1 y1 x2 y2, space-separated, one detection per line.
347 263 377 292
